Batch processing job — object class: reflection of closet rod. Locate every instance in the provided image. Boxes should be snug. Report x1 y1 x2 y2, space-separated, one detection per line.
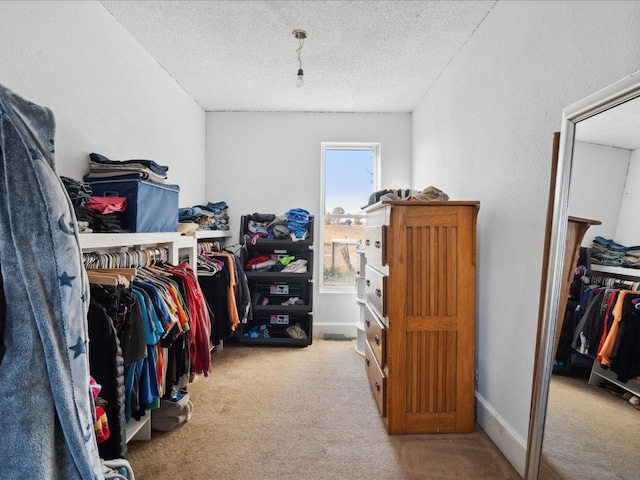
587 273 640 290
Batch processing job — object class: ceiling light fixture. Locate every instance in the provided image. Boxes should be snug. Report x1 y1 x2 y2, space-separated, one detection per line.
293 29 307 88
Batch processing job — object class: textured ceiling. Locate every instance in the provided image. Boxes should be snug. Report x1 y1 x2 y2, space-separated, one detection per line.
575 95 640 150
100 0 496 113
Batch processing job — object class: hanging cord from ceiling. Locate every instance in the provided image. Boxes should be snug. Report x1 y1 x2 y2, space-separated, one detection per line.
293 29 307 88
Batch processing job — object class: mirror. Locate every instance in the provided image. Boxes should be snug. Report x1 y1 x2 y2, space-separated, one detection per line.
526 72 640 479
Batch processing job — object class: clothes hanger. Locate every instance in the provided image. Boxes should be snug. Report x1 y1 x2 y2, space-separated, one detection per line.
86 271 124 286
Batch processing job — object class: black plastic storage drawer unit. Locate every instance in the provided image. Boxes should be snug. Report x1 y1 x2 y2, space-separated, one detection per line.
238 214 314 346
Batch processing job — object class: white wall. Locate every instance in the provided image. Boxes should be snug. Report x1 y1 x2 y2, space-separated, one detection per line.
615 148 640 246
411 1 640 475
0 1 206 207
206 112 411 335
567 142 630 245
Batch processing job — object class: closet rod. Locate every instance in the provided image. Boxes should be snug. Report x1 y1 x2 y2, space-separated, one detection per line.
83 247 169 270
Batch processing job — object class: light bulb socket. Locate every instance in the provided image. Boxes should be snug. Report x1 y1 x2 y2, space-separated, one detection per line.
297 69 304 77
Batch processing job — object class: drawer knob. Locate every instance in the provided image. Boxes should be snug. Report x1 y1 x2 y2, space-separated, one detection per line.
365 357 370 367
375 288 381 297
374 334 380 345
365 239 370 246
375 240 381 249
365 319 370 327
366 279 371 286
375 380 381 392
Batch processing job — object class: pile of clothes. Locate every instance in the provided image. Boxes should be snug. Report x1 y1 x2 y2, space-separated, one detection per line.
60 176 128 233
245 254 307 273
84 152 169 184
362 186 449 208
244 208 312 244
590 236 640 268
178 201 229 231
243 323 307 340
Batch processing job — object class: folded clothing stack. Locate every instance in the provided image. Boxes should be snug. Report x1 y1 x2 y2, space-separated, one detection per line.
590 236 640 268
84 152 169 184
60 176 92 207
179 201 229 231
74 199 128 233
362 186 449 208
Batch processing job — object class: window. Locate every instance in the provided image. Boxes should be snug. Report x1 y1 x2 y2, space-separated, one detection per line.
320 143 380 290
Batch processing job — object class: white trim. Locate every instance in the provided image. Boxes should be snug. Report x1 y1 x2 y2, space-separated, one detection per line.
476 391 527 477
311 321 358 339
319 142 380 291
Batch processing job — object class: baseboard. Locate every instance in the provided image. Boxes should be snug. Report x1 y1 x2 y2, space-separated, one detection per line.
476 391 527 477
312 322 357 339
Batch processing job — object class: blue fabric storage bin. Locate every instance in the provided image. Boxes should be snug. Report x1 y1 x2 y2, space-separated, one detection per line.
88 179 180 232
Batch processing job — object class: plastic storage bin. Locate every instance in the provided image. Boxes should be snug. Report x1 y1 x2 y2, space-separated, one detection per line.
88 179 179 233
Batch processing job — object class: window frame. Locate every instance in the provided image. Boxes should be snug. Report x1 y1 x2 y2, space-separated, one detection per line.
319 142 381 293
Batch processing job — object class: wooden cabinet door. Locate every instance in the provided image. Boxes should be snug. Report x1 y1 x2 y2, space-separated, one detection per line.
385 203 478 434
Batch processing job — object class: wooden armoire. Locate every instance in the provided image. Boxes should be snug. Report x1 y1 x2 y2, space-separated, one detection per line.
363 200 480 434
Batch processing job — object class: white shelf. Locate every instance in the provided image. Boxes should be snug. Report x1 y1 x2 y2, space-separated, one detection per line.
195 230 232 240
125 415 152 442
79 232 184 250
588 360 640 397
590 264 640 278
79 232 195 267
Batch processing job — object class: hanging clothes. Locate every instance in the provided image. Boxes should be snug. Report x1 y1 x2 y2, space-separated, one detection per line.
607 292 640 382
87 296 128 460
0 84 104 478
164 262 212 376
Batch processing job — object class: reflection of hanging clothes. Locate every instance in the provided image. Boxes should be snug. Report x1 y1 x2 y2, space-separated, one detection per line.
571 288 606 356
598 290 637 367
609 292 640 382
595 289 620 360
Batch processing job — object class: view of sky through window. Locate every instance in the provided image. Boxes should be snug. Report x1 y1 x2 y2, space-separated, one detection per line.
324 149 374 215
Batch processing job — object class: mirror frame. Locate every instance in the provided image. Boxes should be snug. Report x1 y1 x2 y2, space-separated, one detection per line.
524 71 640 480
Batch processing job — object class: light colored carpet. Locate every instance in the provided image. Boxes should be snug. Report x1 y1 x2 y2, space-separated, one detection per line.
540 371 640 480
127 339 521 480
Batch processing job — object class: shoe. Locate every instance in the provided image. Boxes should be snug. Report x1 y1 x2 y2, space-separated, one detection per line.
281 259 307 273
286 323 307 339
